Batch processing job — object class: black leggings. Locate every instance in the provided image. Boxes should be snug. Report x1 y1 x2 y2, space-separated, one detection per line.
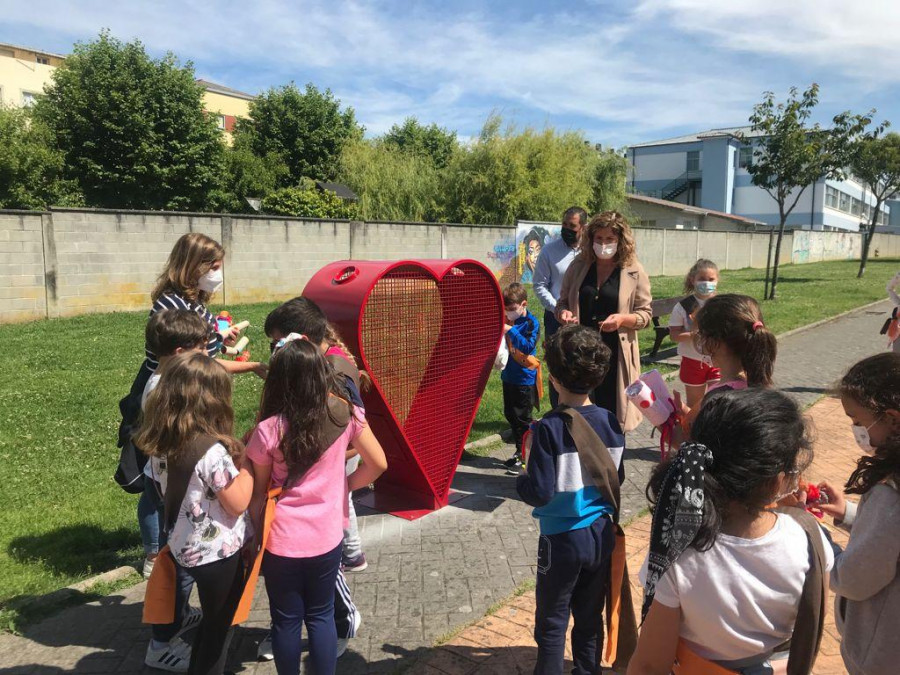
181 554 245 675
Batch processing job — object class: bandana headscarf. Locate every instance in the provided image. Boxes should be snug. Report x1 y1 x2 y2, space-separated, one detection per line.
642 441 714 621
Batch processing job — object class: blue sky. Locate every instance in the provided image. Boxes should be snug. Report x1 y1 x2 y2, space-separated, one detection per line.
3 0 899 147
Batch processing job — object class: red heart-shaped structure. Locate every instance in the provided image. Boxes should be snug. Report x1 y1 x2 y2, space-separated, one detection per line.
303 260 504 518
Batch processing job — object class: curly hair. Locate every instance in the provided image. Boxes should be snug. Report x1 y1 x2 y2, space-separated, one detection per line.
579 211 637 267
694 294 777 388
151 233 225 306
838 353 900 495
647 388 813 551
136 352 242 461
545 325 611 395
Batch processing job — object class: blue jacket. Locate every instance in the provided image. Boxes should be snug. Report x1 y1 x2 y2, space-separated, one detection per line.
516 404 624 535
501 310 540 386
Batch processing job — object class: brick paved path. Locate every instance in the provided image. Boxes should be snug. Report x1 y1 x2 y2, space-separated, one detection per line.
0 300 891 674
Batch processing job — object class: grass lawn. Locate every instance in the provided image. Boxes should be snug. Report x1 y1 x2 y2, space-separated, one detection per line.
0 257 896 623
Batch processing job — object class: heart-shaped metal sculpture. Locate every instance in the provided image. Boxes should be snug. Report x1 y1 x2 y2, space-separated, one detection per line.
303 260 503 518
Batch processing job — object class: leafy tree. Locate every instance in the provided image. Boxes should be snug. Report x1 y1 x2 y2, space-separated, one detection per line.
0 107 82 209
261 182 356 219
383 117 458 169
740 84 872 299
33 31 224 211
234 83 363 185
851 131 900 278
443 115 622 225
338 139 444 222
210 145 289 212
588 149 629 215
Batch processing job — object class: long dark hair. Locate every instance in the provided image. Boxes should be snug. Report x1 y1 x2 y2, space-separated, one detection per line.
838 353 900 495
647 388 813 550
259 339 351 485
694 294 777 387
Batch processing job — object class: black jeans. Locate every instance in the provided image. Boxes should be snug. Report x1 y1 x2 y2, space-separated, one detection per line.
503 381 536 455
182 553 245 675
534 518 615 675
543 310 562 409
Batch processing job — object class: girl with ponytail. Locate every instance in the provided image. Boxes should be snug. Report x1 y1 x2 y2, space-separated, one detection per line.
628 389 833 674
693 293 777 390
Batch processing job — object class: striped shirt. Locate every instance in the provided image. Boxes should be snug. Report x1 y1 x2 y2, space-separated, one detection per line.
144 293 221 372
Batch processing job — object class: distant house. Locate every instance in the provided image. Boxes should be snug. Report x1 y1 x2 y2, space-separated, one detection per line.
195 79 255 143
628 126 889 233
627 194 765 231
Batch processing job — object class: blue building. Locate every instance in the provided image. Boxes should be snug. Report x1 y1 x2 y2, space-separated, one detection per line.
628 127 889 232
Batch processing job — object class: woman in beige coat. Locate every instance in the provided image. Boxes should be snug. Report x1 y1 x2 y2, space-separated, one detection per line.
556 211 652 432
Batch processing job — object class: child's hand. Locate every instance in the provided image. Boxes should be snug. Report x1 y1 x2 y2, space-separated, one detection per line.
252 362 268 379
817 480 847 520
503 324 512 334
220 325 242 346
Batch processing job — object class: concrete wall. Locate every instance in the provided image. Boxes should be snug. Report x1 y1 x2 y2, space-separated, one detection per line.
0 208 896 324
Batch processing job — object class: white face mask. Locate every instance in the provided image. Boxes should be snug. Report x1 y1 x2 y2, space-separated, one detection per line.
198 267 224 294
593 241 617 260
852 419 880 455
506 307 525 322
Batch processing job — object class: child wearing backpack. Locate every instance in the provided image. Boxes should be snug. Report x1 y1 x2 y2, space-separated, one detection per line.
629 388 834 675
517 325 634 674
501 282 541 475
669 259 720 410
136 353 254 675
246 336 387 675
816 353 900 675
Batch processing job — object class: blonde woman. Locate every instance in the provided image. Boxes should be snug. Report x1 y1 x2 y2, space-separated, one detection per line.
557 211 652 433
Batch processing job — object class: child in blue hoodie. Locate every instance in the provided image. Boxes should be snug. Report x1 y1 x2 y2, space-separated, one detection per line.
501 283 541 474
517 324 625 674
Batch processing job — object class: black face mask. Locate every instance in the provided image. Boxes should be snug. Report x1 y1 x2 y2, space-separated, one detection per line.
560 227 578 246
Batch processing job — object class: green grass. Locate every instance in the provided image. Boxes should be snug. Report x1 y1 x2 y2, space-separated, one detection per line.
0 258 895 617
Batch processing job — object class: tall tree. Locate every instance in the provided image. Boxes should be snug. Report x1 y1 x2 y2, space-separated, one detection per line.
740 84 872 299
851 131 900 278
0 107 82 209
234 83 363 185
383 117 458 169
34 31 224 211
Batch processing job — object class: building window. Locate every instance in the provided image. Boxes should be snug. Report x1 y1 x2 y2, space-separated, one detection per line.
851 197 861 216
21 91 36 107
839 191 851 213
217 115 226 130
686 151 700 172
36 56 49 65
825 186 839 209
738 146 753 169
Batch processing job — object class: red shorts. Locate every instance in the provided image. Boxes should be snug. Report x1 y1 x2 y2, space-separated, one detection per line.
680 356 721 386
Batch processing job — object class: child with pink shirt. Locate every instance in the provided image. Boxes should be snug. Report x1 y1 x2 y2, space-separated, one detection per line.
246 336 387 675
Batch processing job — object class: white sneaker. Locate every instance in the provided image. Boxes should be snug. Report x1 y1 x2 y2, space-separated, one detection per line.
145 637 191 673
174 606 202 637
257 632 274 661
142 557 156 579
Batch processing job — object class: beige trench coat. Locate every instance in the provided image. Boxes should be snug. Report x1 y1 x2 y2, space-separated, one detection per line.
556 257 652 432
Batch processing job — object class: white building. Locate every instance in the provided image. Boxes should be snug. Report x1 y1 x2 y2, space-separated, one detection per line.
628 127 889 232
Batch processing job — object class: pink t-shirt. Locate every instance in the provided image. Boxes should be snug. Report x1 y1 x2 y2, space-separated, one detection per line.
707 379 748 393
245 407 366 558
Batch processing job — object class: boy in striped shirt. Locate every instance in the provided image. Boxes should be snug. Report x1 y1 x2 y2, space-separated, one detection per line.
516 325 624 674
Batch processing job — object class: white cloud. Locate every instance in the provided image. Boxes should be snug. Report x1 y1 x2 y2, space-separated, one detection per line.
3 0 894 145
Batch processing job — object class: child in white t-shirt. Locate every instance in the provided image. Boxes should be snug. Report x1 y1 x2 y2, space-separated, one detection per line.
668 259 720 410
628 388 834 674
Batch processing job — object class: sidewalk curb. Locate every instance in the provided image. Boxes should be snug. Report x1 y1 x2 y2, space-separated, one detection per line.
465 298 892 448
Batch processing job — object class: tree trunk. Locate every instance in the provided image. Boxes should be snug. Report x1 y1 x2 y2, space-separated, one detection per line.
769 218 787 300
857 202 881 278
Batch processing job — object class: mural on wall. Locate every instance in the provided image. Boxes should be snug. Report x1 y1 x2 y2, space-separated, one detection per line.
484 233 518 286
792 231 860 265
516 223 561 283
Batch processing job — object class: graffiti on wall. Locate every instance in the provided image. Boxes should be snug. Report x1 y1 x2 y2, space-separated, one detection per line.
792 230 860 265
516 223 562 283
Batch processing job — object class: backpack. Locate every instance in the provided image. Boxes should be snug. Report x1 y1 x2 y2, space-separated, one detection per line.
113 364 152 494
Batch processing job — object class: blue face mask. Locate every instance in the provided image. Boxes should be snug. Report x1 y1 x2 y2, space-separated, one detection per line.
695 281 717 296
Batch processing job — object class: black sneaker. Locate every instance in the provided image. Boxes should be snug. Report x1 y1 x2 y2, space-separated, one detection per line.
504 456 524 475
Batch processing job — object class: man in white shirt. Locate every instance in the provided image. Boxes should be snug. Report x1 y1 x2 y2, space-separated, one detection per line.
532 207 586 407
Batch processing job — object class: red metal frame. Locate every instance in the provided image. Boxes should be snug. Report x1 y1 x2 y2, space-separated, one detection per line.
303 259 504 518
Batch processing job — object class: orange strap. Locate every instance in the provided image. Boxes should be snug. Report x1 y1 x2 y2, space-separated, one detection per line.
603 524 637 668
142 545 176 624
232 486 283 625
672 641 739 675
506 337 543 402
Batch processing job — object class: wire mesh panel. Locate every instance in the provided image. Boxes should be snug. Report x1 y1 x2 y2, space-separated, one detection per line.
303 259 503 515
